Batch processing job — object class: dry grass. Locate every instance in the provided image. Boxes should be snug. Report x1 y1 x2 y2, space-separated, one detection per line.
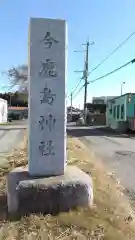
0 136 135 239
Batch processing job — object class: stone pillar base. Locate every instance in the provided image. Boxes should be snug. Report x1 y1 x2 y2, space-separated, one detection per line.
7 165 93 215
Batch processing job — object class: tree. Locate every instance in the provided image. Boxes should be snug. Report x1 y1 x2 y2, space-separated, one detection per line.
7 64 28 92
0 91 28 106
6 64 28 104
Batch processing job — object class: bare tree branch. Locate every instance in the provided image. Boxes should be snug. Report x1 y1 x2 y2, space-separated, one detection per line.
7 64 28 92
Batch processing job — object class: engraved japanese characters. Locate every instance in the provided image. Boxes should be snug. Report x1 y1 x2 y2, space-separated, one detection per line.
38 34 57 157
38 31 59 48
28 18 66 176
39 59 57 78
39 114 56 131
40 85 56 104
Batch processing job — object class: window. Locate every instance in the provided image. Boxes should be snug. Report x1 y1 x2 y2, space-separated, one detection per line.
109 109 112 114
113 106 116 118
121 104 124 119
109 104 112 114
117 105 120 119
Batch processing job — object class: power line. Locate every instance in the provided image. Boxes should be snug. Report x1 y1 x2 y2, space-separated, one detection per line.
68 31 135 102
89 30 135 74
72 58 135 99
68 40 93 107
88 58 135 84
72 84 85 100
68 31 135 101
72 77 83 95
66 77 83 100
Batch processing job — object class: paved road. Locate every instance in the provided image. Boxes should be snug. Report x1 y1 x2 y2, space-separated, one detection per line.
67 124 135 205
0 120 27 167
1 121 135 203
0 120 28 130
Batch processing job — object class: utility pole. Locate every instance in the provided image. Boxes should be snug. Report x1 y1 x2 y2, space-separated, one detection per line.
83 41 89 122
71 92 73 120
121 81 126 96
9 93 12 107
74 40 94 123
83 40 94 122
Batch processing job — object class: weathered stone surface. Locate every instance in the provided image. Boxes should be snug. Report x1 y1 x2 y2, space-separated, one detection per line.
7 166 30 213
28 18 67 176
7 165 93 214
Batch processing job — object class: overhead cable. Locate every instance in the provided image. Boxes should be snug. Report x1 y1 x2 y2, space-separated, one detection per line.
73 58 135 99
88 58 135 84
89 31 135 74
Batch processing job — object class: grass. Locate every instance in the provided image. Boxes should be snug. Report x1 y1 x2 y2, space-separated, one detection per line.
0 136 135 239
0 122 12 125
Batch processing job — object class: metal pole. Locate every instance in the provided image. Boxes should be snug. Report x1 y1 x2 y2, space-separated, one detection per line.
84 41 89 123
9 93 12 106
71 92 73 121
74 40 94 124
121 82 125 96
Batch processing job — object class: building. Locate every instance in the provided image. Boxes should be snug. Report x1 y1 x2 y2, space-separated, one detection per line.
92 96 118 104
8 107 28 120
67 106 82 122
0 98 8 123
106 93 135 132
83 96 118 126
85 103 106 125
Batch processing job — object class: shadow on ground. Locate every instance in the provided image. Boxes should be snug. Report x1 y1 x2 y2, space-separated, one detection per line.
0 193 8 221
67 126 135 138
0 193 80 222
123 188 135 211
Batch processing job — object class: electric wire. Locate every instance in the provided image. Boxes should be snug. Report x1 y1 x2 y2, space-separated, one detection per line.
89 31 135 74
72 58 135 99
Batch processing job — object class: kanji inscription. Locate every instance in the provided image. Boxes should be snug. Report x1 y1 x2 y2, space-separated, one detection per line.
39 31 59 48
39 59 57 77
39 114 56 131
39 140 55 156
40 86 56 105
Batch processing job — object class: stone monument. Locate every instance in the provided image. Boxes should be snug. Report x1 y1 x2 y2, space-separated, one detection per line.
7 18 93 215
28 18 67 176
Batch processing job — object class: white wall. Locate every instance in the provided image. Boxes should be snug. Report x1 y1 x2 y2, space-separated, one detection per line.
0 98 8 123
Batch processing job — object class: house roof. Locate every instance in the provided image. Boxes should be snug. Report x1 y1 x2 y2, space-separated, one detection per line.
0 98 7 103
108 93 135 103
8 106 28 111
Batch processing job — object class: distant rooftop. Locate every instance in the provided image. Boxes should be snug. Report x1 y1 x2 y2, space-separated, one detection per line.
8 106 28 110
0 98 7 103
92 96 118 104
108 93 135 102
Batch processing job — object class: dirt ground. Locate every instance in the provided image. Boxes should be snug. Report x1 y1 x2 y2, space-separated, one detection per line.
0 136 135 239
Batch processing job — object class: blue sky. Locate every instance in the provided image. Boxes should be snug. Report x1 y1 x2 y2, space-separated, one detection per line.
0 0 135 108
